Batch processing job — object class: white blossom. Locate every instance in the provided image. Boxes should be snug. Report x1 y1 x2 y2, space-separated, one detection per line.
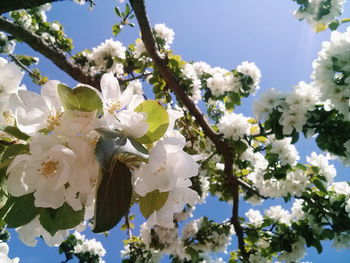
0 243 20 263
218 112 251 140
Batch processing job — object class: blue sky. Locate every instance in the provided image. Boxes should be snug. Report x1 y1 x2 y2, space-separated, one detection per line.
5 0 350 262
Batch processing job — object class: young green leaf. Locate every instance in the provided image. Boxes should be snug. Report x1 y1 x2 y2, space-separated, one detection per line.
139 190 169 218
39 203 84 236
0 126 30 141
134 100 169 144
57 84 103 113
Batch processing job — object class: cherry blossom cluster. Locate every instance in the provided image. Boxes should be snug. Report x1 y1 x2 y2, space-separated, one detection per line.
0 56 200 249
122 217 233 262
312 27 350 120
293 0 346 30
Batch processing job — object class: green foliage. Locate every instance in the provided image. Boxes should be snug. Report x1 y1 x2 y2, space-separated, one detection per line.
135 100 169 144
0 126 30 140
139 190 169 218
0 193 39 228
57 84 103 113
39 203 85 236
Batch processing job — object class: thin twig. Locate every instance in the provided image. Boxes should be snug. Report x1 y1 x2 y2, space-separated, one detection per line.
0 16 100 89
8 54 40 81
118 72 152 84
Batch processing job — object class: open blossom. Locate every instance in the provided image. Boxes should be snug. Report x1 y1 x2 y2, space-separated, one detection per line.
99 72 148 138
0 243 19 263
133 136 199 227
7 134 98 211
11 80 63 136
0 60 25 125
16 216 68 247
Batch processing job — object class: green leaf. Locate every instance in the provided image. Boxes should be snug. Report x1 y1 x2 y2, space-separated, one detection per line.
134 100 169 144
93 158 132 233
231 140 248 155
313 179 328 194
39 203 84 236
0 126 30 141
1 144 29 161
0 194 39 228
112 23 122 36
320 229 335 240
114 7 122 17
57 84 103 113
139 190 169 218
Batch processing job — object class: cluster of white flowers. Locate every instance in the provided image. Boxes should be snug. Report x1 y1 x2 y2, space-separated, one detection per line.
269 136 300 166
87 39 126 75
252 169 308 198
312 27 350 120
0 58 151 246
245 209 264 227
253 88 285 121
134 23 174 59
154 24 175 49
279 82 320 135
265 205 292 225
236 61 261 94
0 32 16 54
293 0 346 30
0 243 19 263
181 61 260 102
73 231 106 262
217 112 251 140
253 82 320 135
133 135 199 228
307 152 336 183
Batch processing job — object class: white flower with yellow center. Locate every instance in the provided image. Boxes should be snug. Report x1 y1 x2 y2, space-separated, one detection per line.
100 73 148 138
11 80 63 136
7 134 78 209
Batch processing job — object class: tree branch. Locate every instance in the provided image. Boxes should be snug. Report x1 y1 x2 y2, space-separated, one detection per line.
129 0 248 259
0 16 100 89
0 0 63 15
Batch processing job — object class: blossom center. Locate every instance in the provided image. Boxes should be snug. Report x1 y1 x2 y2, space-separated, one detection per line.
47 110 63 130
108 100 121 114
40 160 59 178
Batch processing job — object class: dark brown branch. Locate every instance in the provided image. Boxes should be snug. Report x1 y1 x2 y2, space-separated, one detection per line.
0 16 100 89
129 0 248 259
0 0 63 15
225 158 248 260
